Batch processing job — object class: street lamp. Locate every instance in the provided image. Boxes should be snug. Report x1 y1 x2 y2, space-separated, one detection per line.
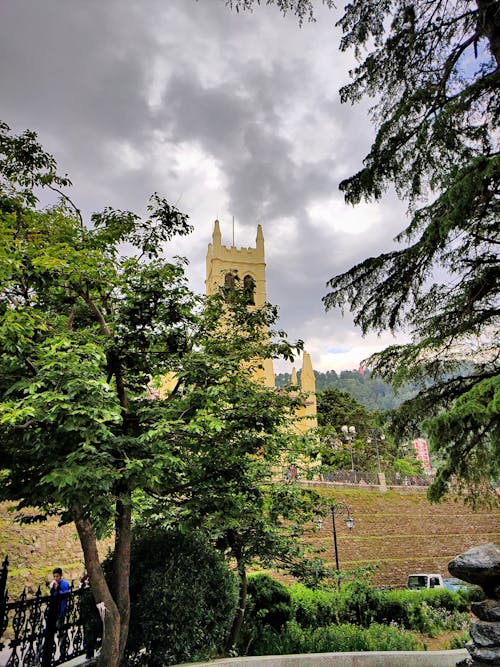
341 425 356 482
367 431 386 474
330 501 354 574
315 501 354 581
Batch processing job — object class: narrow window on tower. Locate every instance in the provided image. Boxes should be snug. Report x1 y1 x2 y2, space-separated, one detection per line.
223 271 238 302
224 272 236 289
243 274 255 305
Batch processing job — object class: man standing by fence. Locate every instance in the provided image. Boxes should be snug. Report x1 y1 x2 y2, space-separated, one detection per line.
47 567 70 660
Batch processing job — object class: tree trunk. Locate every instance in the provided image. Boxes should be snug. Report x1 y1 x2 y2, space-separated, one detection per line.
111 496 132 660
224 558 247 654
74 513 121 667
477 0 500 67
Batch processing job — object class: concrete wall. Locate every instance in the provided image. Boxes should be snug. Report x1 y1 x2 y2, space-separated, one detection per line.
178 649 468 667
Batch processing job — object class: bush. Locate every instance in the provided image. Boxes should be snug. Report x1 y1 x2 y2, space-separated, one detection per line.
289 583 339 628
242 576 470 655
238 574 292 654
290 581 469 637
248 620 424 655
449 630 471 649
290 581 380 628
335 581 381 626
372 588 469 635
246 574 292 631
123 525 238 666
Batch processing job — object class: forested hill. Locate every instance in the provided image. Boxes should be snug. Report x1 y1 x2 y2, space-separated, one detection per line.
275 369 416 412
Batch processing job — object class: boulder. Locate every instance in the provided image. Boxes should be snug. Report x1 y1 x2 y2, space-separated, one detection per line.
473 600 500 623
449 544 500 597
471 619 500 648
468 641 500 665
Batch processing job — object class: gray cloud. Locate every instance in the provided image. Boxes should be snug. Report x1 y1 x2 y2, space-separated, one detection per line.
0 0 410 372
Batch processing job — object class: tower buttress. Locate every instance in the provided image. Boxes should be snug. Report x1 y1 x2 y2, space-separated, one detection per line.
301 352 316 394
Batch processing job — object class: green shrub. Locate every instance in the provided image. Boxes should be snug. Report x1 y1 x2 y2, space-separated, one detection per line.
123 525 238 666
248 620 424 655
238 574 292 654
289 581 380 628
373 588 469 634
335 581 380 626
420 588 469 612
449 630 471 649
247 574 292 631
290 582 470 638
289 583 339 628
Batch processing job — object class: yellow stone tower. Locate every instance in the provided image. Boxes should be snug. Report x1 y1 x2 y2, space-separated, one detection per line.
290 351 318 433
205 220 317 433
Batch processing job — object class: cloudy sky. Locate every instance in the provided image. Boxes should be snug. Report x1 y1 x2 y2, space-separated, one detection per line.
0 0 410 374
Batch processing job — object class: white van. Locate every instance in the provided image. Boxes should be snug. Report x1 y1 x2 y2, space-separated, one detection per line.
406 573 444 590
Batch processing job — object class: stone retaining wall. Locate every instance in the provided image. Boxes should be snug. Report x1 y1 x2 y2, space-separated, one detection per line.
177 649 468 667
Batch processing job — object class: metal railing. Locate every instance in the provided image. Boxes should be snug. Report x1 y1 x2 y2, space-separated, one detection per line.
320 469 431 486
0 556 101 666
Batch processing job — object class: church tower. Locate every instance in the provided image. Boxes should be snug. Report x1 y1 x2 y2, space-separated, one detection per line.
205 220 275 387
205 220 318 434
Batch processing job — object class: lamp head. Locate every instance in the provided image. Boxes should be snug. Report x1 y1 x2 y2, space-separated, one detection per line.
345 516 354 530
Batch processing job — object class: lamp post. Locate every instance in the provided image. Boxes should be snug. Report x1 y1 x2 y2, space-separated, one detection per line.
330 502 354 574
367 430 387 487
314 502 354 587
367 431 386 474
341 425 356 482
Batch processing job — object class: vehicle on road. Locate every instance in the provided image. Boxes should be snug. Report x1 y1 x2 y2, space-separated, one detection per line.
406 573 444 590
443 577 469 593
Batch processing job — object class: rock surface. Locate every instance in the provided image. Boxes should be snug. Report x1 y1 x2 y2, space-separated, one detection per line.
472 600 500 623
471 620 500 648
449 543 500 596
451 543 500 666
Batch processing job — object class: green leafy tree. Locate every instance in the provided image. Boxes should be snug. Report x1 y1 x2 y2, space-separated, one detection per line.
320 0 500 504
230 0 499 502
316 388 392 472
0 121 195 666
0 122 307 665
317 388 375 437
159 441 325 653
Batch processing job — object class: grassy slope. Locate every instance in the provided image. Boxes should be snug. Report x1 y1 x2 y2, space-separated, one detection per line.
275 485 499 588
0 503 113 596
1 485 498 595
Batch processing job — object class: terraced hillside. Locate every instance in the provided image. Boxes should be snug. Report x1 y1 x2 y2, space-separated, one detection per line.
1 485 498 595
300 484 499 587
0 503 113 596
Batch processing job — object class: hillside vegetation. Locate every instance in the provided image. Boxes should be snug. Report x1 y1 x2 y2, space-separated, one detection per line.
0 504 113 596
2 486 498 597
270 485 499 588
276 369 416 412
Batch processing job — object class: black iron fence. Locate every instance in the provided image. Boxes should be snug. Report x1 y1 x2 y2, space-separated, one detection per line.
320 469 431 486
0 556 101 666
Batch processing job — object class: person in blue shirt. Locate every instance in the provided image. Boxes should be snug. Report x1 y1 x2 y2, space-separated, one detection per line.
49 567 70 615
48 567 71 658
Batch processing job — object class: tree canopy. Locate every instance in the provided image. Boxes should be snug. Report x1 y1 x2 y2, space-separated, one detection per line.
0 121 311 665
318 1 499 504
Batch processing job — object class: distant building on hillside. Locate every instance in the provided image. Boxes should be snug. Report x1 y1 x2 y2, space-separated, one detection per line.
412 438 431 472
